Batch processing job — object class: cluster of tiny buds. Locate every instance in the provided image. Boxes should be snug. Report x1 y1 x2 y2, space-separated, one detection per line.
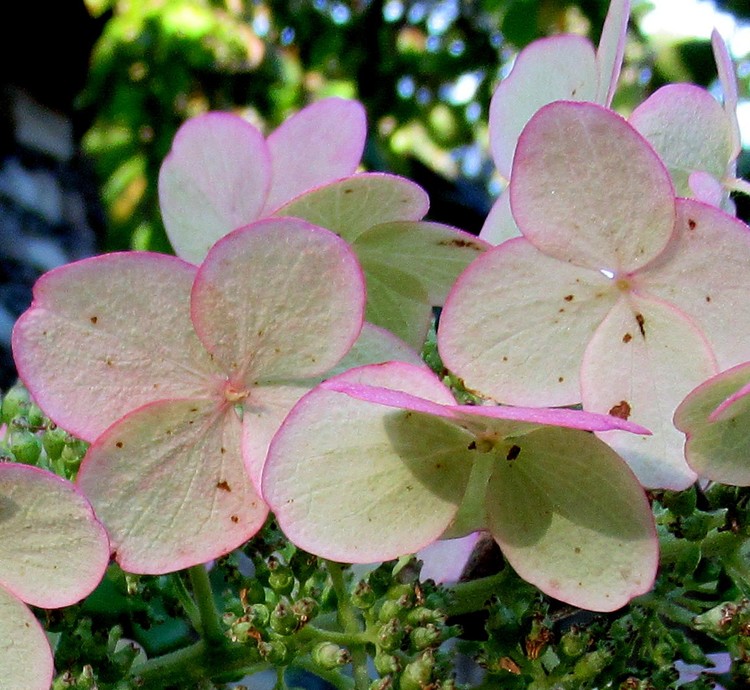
0 383 87 479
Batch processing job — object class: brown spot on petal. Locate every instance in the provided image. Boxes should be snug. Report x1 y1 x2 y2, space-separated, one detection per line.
574 547 581 554
705 295 712 303
230 515 239 523
506 444 521 461
564 294 574 302
609 400 631 420
437 238 482 250
115 441 124 448
688 218 697 230
90 316 98 324
635 313 646 337
622 332 632 343
220 447 227 454
558 376 564 383
343 187 354 194
216 480 231 492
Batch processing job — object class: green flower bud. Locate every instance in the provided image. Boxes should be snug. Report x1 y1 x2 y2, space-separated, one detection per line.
292 597 318 623
351 581 377 609
374 650 401 676
406 606 445 627
573 648 613 681
42 426 68 461
268 565 295 595
270 599 298 635
26 403 45 429
312 641 351 669
77 665 97 689
1 386 30 424
10 430 42 465
377 618 405 652
693 601 740 637
247 603 270 628
378 599 403 624
230 620 254 643
560 627 589 659
258 639 290 664
400 651 434 690
410 624 442 650
385 583 413 603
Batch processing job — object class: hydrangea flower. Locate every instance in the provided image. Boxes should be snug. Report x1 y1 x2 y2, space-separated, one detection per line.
159 101 488 348
158 98 367 263
263 361 658 612
675 362 750 486
0 463 109 690
629 31 748 212
439 100 750 490
480 0 630 244
12 218 421 574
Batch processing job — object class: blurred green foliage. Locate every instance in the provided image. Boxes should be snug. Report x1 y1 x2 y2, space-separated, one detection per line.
80 0 750 251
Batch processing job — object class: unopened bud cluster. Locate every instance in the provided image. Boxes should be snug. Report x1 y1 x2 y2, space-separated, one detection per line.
0 383 87 479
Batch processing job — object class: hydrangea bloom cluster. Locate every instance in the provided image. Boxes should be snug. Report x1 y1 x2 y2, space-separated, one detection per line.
7 7 750 676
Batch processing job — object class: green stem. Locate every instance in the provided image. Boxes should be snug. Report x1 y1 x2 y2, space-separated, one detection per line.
296 656 356 690
296 623 373 647
170 571 201 632
443 570 509 616
326 560 370 690
633 592 697 627
130 639 269 687
189 563 225 645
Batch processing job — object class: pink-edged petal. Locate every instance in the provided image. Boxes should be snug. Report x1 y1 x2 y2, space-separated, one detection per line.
357 258 431 349
77 399 267 574
479 188 521 245
581 294 716 489
595 0 630 105
0 464 109 607
12 253 219 442
324 373 649 545
486 425 658 612
242 383 313 491
712 379 750 421
0 586 53 690
324 381 649 435
712 30 741 159
641 198 750 370
191 217 365 384
489 35 598 178
629 84 734 198
273 173 429 243
438 238 615 406
263 364 471 563
242 325 424 492
418 532 480 583
511 101 675 272
158 112 271 263
329 322 425 373
674 362 750 485
353 221 489 305
263 98 366 214
688 171 725 207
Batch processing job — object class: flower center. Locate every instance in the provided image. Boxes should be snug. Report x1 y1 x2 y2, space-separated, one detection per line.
615 277 631 292
223 381 249 403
